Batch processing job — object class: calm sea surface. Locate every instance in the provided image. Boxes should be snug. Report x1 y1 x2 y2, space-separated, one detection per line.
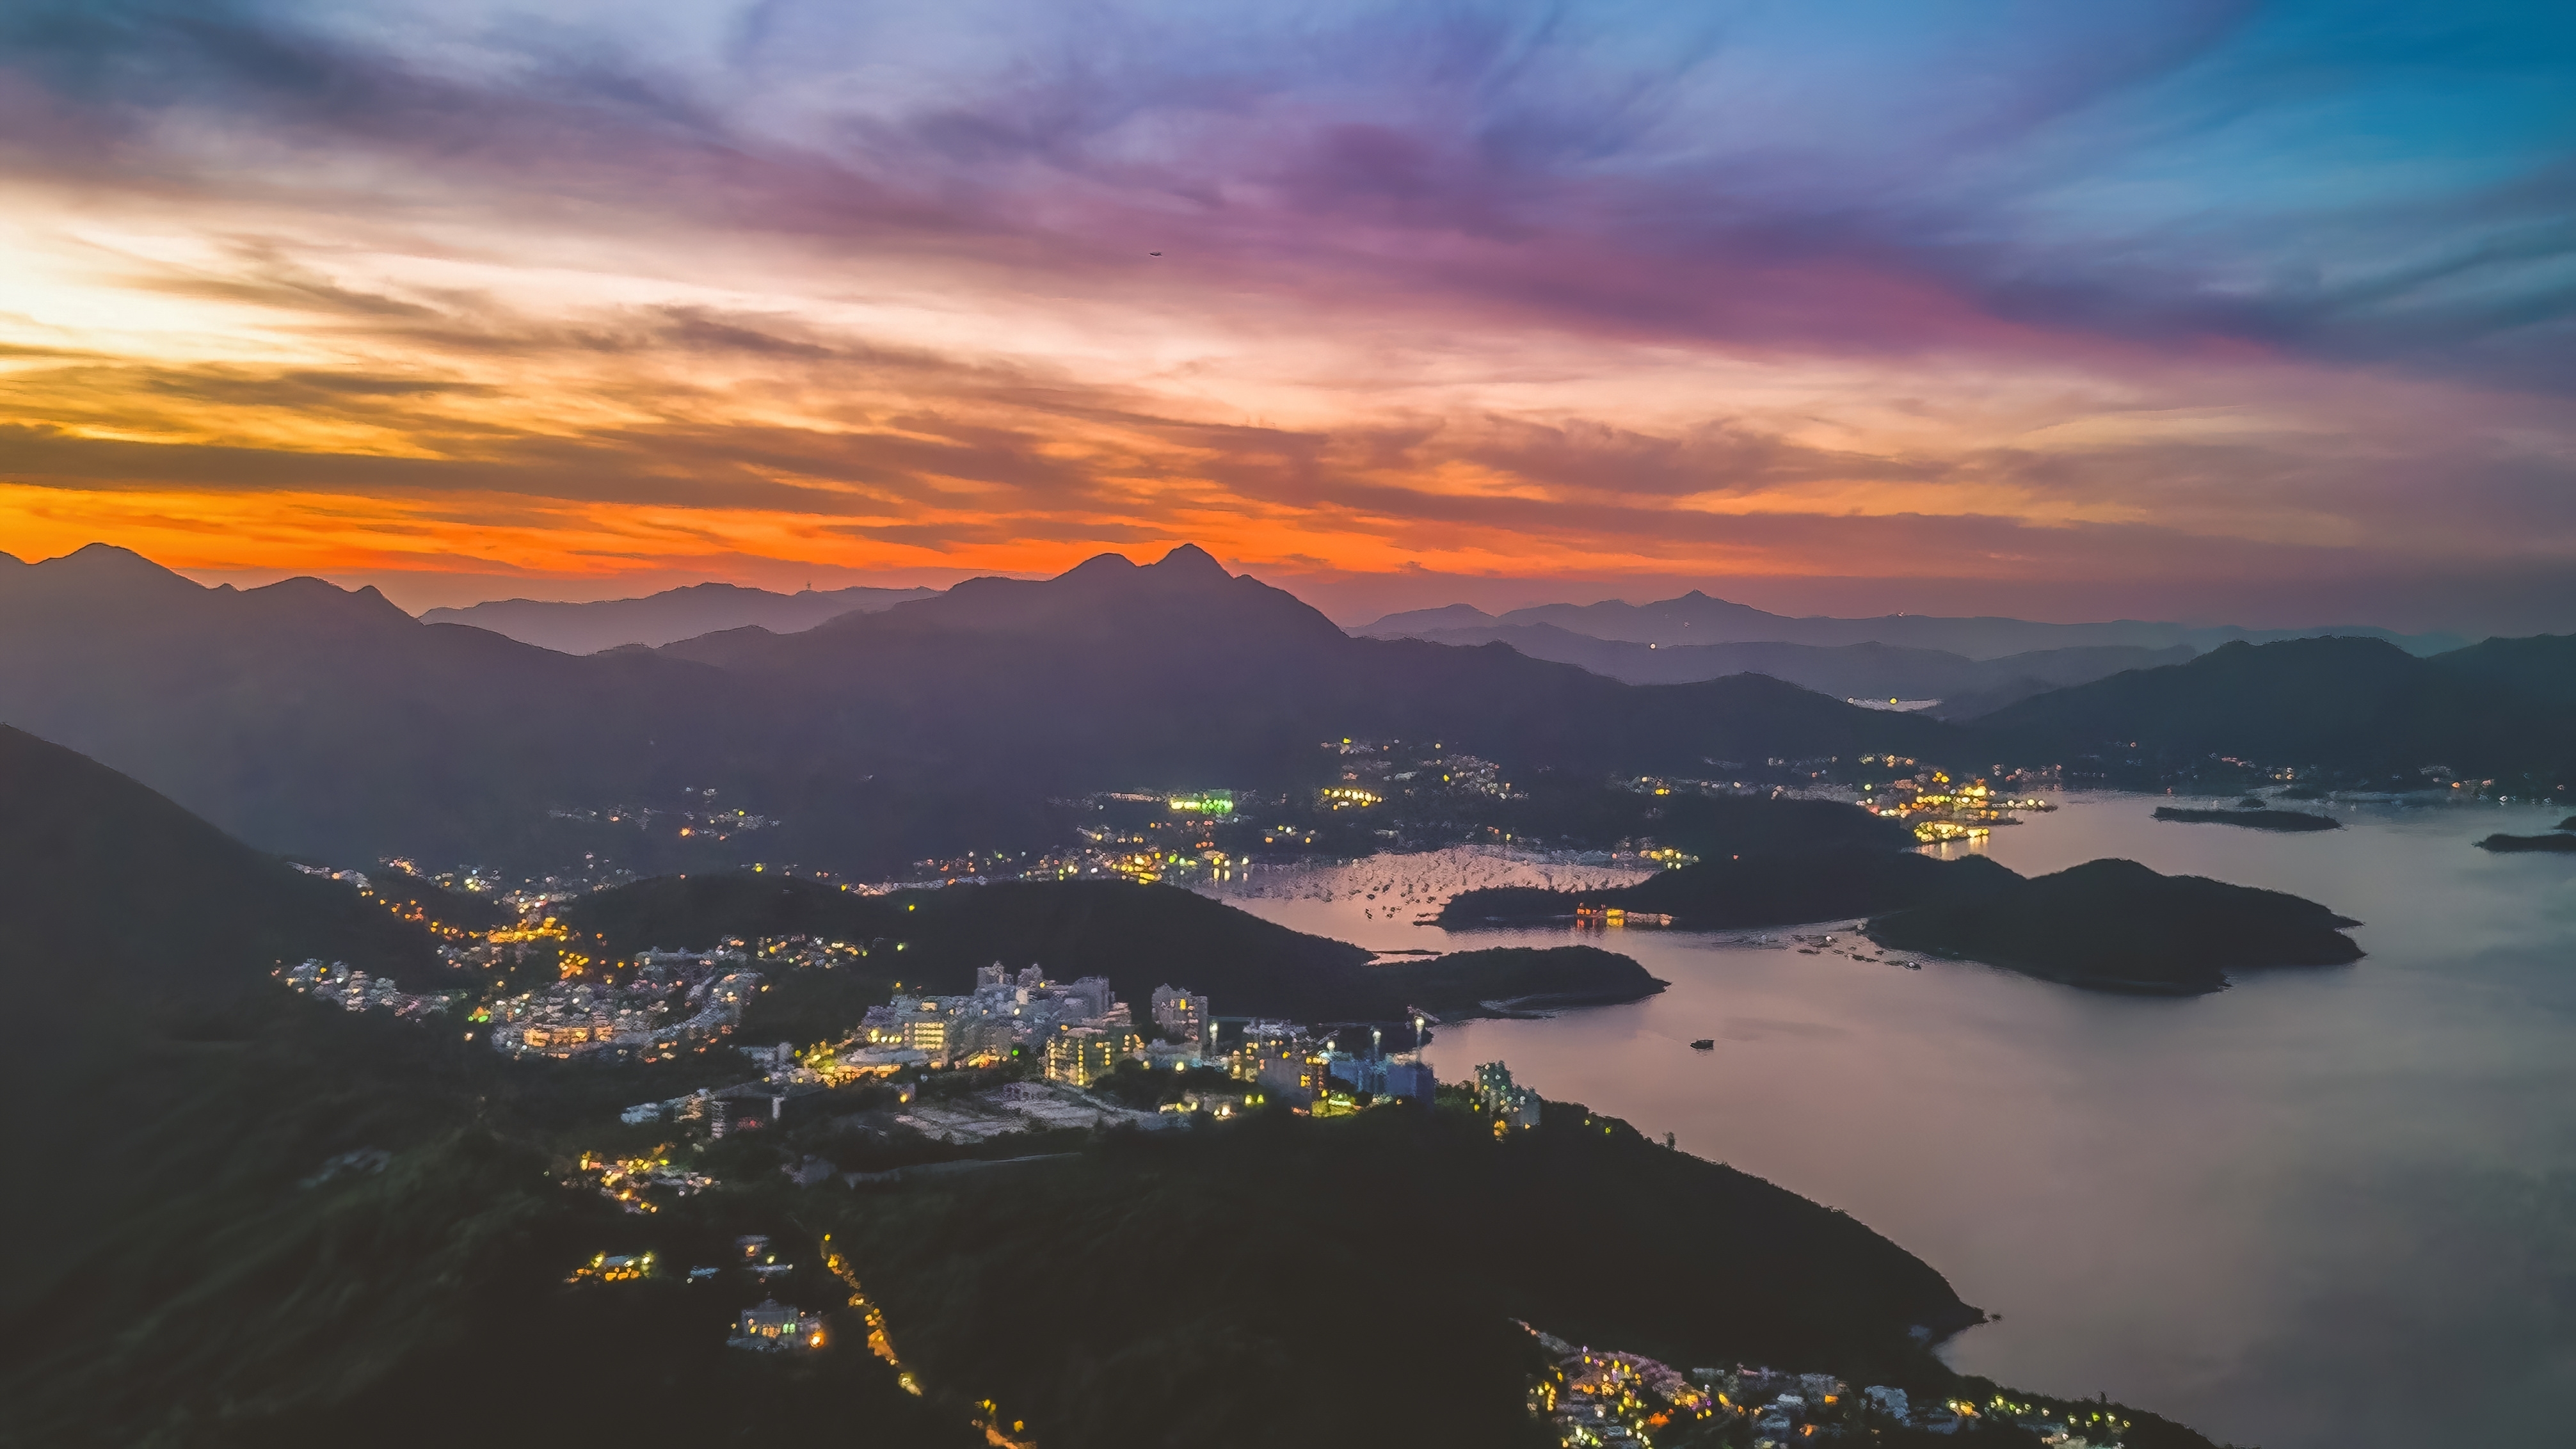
1199 797 2576 1449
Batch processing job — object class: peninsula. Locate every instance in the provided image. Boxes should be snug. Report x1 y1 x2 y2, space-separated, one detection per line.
2475 831 2576 854
1866 858 2364 994
1437 844 2017 929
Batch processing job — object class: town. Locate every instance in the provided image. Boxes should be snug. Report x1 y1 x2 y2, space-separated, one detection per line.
256 819 2177 1448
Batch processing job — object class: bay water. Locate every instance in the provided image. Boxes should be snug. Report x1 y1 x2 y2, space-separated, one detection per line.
1200 796 2576 1448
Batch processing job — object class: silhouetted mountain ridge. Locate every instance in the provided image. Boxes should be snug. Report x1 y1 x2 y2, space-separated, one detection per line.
1967 636 2576 781
0 543 1954 872
422 579 939 654
1360 589 2470 658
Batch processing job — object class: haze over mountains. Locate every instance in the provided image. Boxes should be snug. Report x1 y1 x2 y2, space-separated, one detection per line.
1359 594 2469 659
1393 624 2196 717
422 582 937 654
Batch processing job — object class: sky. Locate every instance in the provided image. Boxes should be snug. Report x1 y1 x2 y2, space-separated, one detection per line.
0 0 2572 628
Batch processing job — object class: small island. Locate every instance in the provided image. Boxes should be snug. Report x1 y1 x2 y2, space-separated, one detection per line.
2475 831 2576 854
1866 858 2362 995
2154 805 2340 832
1372 944 1666 1018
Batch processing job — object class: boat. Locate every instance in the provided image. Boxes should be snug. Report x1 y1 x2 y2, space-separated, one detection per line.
1689 1039 1715 1051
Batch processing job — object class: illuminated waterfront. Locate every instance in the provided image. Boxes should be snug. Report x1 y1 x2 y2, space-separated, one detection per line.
1201 797 2576 1449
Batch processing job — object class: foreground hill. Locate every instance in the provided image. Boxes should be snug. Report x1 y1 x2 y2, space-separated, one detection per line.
0 543 1952 872
0 730 977 1447
828 1102 1978 1446
0 723 434 1000
1967 636 2576 785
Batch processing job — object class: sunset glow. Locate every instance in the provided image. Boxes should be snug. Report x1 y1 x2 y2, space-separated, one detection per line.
3 1 2571 626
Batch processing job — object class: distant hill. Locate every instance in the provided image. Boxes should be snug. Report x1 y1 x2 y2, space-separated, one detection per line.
1384 622 2191 708
0 544 1954 874
653 545 1958 793
1356 589 2469 659
2420 632 2576 708
1965 636 2576 783
1866 857 2362 993
559 872 1658 1021
422 580 938 653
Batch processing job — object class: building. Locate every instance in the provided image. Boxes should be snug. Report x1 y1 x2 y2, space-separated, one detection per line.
899 1013 951 1066
732 1298 826 1351
1150 984 1208 1044
1381 1059 1436 1104
1474 1061 1541 1130
1324 1052 1385 1095
1044 1025 1139 1087
1144 1038 1204 1072
1235 1039 1328 1103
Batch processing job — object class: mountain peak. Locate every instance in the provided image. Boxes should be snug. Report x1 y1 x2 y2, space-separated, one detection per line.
46 542 196 586
1059 552 1142 582
1152 543 1230 581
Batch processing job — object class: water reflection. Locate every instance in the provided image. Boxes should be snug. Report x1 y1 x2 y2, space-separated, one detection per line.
1198 797 2576 1449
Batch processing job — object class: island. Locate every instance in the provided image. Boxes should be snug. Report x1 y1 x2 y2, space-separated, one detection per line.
1367 944 1665 1017
1866 858 2363 994
2153 805 2341 832
2475 831 2576 854
1437 844 2019 929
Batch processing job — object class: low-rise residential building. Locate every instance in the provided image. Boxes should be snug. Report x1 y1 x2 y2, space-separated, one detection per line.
1150 984 1210 1045
730 1298 827 1351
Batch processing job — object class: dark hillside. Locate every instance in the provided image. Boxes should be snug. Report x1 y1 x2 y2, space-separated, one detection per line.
1 544 1956 872
1442 846 2016 929
2429 632 2576 707
1968 636 2576 781
1868 858 2362 993
564 875 1664 1021
827 1100 1980 1449
0 723 434 998
0 732 969 1448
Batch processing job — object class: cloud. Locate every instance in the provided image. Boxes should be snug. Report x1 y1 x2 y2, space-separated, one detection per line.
0 0 2570 629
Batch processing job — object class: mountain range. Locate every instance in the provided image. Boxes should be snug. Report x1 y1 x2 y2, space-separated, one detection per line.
1974 634 2576 785
0 543 1952 872
3 543 2570 879
1358 593 2469 659
1389 622 2195 715
421 581 938 654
